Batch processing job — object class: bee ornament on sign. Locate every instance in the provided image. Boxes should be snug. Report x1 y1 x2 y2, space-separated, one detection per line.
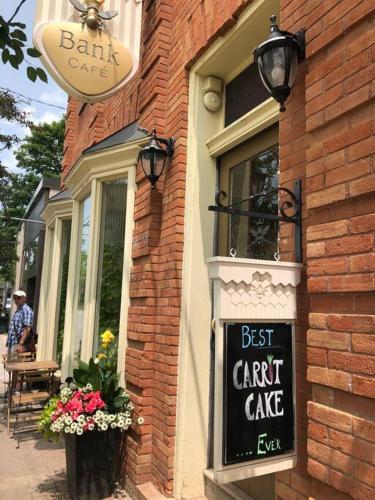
69 0 118 31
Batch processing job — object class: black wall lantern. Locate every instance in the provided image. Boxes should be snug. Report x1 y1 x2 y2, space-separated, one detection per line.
138 129 174 189
253 16 305 112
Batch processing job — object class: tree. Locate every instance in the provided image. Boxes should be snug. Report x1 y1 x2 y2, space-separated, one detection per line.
0 1 47 82
0 117 64 282
16 120 64 176
0 91 31 281
0 89 31 154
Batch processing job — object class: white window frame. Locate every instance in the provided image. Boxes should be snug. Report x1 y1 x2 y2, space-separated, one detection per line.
60 139 144 383
37 198 73 363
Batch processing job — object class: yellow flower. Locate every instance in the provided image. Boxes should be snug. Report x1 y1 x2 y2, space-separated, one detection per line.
101 330 115 344
97 353 107 360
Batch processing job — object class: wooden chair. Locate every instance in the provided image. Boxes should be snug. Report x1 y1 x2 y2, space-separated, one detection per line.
1 352 34 413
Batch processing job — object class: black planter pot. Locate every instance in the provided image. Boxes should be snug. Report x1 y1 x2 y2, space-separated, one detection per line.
65 429 123 499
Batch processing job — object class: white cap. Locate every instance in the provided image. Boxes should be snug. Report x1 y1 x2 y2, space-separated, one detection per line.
13 290 26 298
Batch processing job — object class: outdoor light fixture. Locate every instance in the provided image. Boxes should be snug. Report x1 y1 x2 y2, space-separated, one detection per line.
138 129 174 189
253 15 305 112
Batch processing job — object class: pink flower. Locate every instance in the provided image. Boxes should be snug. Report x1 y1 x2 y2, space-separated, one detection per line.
84 391 105 414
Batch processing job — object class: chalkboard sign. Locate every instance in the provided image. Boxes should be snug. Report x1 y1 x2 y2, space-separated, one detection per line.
223 322 294 465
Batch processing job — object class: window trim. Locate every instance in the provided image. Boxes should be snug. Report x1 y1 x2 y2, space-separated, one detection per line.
207 98 278 159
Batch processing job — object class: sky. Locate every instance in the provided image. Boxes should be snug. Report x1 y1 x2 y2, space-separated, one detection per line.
0 0 67 172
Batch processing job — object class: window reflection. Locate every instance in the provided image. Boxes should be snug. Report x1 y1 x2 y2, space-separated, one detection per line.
93 180 127 363
229 146 278 260
55 219 71 367
74 196 91 365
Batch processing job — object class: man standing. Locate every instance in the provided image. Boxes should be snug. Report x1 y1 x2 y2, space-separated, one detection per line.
6 290 34 355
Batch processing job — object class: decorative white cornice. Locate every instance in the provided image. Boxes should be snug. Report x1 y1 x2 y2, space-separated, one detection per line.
207 257 302 321
207 257 302 287
64 137 147 199
41 198 73 226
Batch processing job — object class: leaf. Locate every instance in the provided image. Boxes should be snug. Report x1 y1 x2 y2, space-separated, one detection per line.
27 47 42 58
11 38 24 48
267 354 273 364
2 48 9 64
10 29 27 41
9 55 19 69
113 395 128 409
89 358 96 375
15 47 24 64
27 66 37 81
36 67 48 83
92 372 102 392
72 368 89 386
78 360 89 371
11 22 26 29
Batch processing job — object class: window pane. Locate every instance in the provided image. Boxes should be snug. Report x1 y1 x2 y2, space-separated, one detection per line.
94 181 127 359
225 63 270 126
74 196 91 365
55 219 71 367
229 146 278 260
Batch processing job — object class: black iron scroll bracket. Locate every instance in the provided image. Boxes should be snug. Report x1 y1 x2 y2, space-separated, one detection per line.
208 179 302 263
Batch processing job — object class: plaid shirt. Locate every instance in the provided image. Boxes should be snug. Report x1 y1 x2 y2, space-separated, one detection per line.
7 303 33 347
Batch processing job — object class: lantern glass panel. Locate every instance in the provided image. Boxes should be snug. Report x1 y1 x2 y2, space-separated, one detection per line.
141 148 166 178
263 46 286 87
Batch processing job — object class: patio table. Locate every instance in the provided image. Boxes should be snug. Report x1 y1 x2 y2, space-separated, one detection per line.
5 360 58 434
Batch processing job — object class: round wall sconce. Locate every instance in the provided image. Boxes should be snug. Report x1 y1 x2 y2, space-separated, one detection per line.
138 129 174 189
253 15 305 112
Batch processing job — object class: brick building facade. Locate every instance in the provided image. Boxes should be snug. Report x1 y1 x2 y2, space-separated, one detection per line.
38 0 374 498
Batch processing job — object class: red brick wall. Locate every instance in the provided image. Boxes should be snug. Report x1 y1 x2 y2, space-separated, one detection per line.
277 0 375 499
62 0 256 496
61 0 375 497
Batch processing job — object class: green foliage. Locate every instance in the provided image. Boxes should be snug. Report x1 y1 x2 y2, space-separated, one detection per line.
0 90 31 152
0 117 64 282
0 169 39 282
97 244 124 339
73 334 126 414
15 120 64 176
38 395 60 442
0 2 48 83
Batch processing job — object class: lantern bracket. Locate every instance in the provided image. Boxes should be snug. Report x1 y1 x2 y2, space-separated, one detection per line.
293 29 306 61
208 179 302 263
155 135 175 158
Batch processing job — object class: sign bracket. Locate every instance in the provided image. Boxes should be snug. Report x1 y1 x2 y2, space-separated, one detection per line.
208 179 302 263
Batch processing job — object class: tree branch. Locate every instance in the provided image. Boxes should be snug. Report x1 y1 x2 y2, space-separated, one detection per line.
8 0 28 23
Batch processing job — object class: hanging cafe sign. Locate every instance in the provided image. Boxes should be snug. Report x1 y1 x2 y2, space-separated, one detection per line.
33 0 142 102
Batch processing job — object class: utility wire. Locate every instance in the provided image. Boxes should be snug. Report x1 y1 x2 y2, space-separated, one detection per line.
0 87 66 111
0 214 45 225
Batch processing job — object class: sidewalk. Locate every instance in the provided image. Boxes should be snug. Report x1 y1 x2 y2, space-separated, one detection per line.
0 333 129 500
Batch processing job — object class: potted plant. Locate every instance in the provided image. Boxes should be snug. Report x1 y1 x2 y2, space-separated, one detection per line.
39 330 143 499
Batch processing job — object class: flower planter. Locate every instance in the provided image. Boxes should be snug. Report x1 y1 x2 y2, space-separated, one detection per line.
65 429 123 499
